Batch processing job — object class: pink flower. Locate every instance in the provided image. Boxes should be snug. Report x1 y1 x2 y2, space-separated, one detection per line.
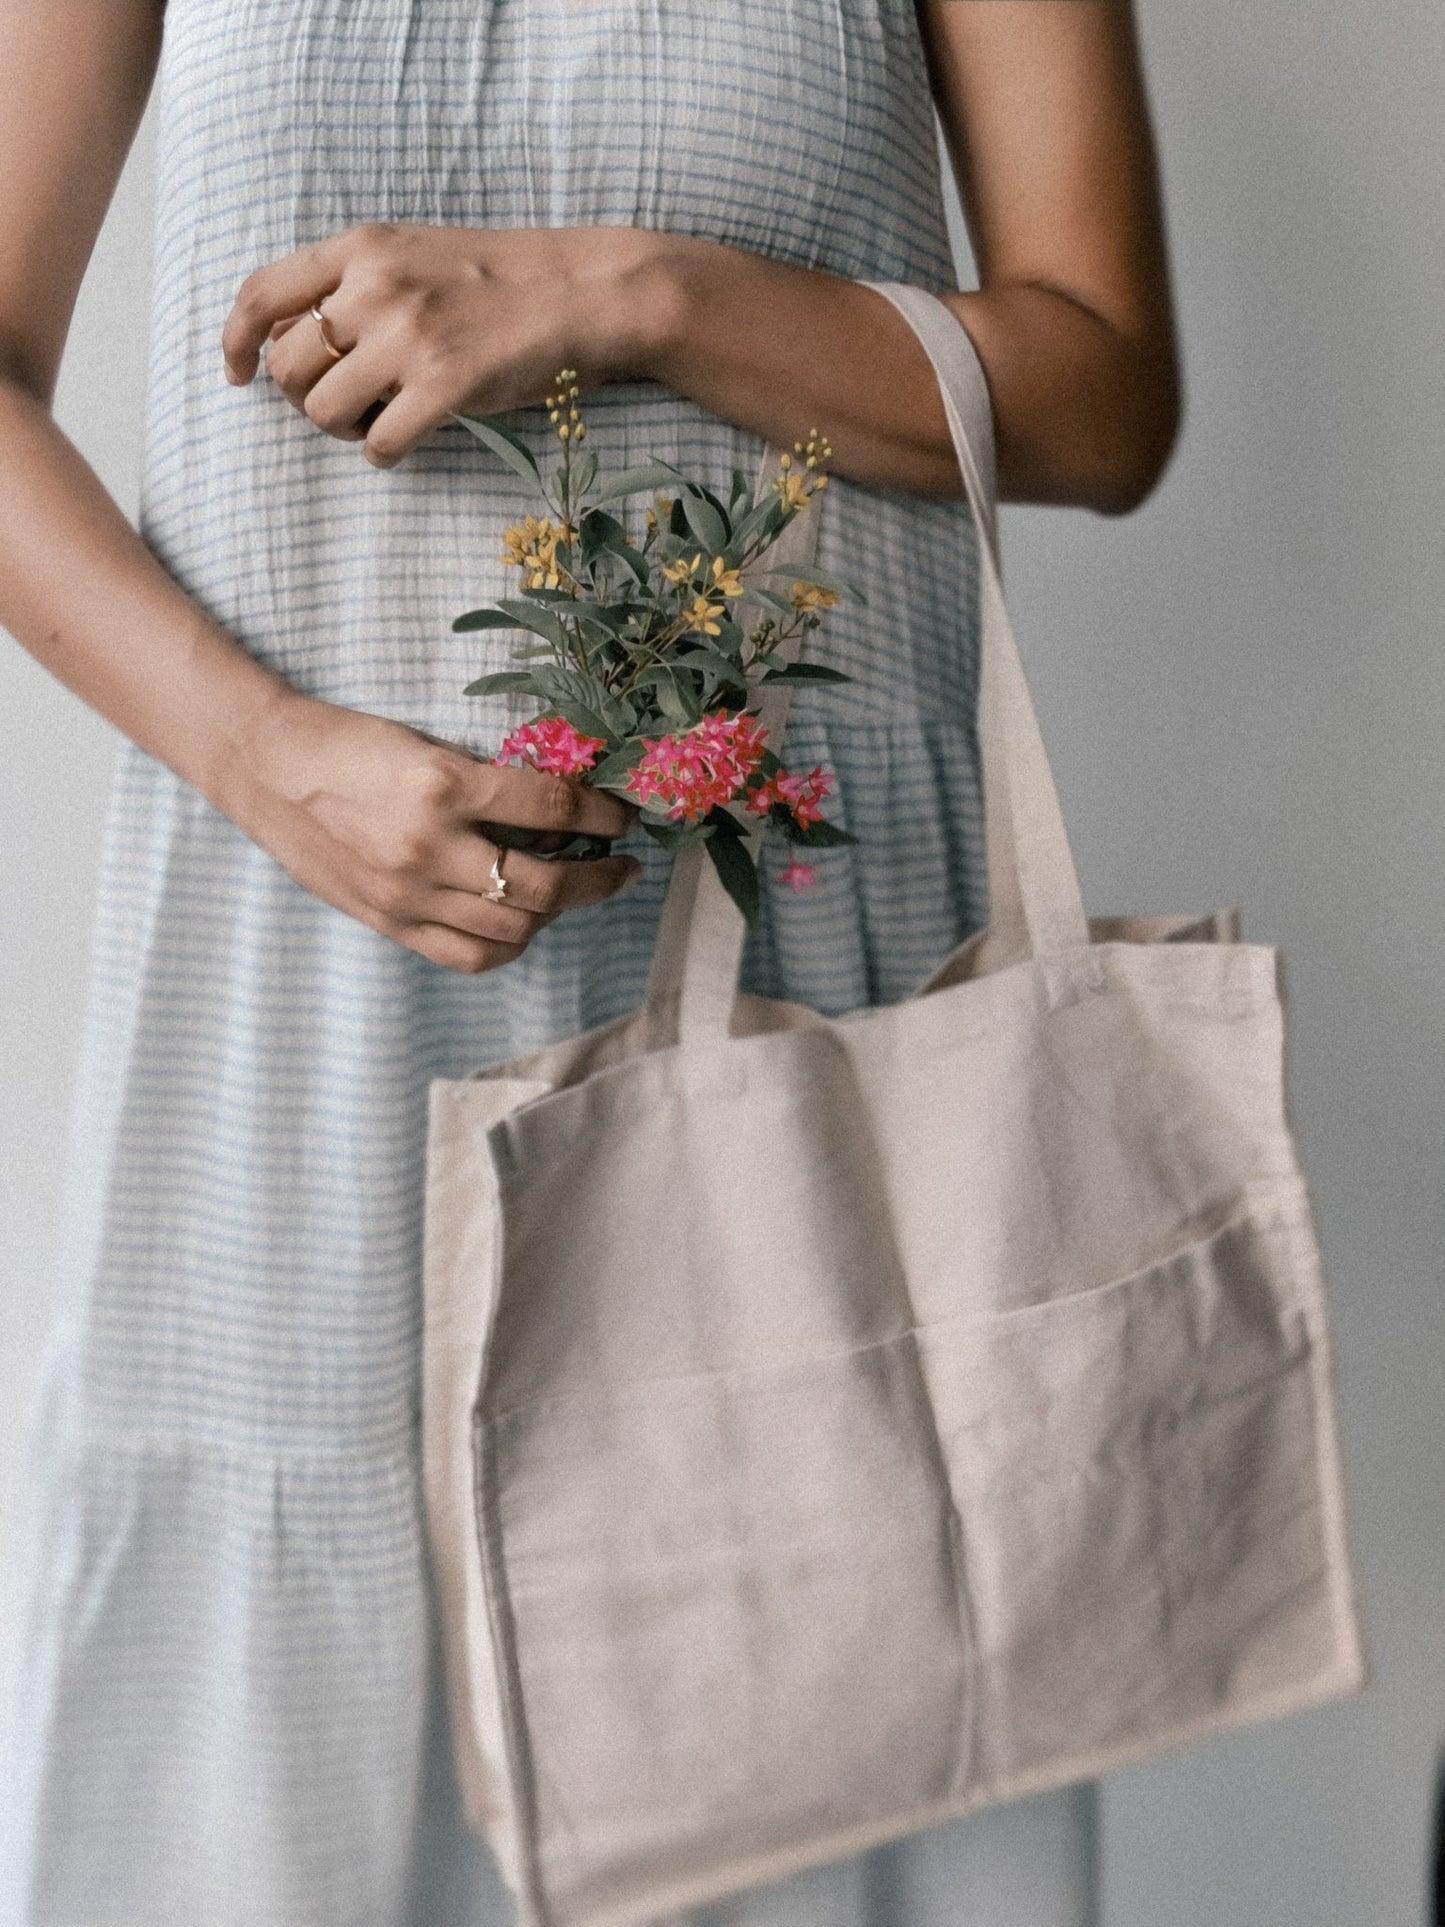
780 856 818 892
495 715 607 777
625 711 770 823
744 763 836 829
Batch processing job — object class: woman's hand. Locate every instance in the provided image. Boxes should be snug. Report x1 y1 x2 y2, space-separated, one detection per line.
220 222 670 469
222 692 643 975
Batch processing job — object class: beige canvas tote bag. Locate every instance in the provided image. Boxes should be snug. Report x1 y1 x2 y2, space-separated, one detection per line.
423 280 1367 1927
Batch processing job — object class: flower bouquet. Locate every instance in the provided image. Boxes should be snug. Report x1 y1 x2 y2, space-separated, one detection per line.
451 370 858 922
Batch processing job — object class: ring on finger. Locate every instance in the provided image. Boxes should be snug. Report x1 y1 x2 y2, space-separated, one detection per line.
310 300 348 364
484 845 509 903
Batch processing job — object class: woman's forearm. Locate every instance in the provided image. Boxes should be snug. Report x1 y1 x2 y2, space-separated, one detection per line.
634 235 1180 514
0 373 295 809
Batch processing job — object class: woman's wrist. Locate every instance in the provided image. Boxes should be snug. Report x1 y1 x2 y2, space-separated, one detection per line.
572 227 698 386
179 628 313 825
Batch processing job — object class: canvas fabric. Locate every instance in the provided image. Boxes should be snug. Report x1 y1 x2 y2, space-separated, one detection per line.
422 281 1367 1927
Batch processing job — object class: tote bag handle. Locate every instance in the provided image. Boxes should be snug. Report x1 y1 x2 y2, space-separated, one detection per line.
646 282 1089 1041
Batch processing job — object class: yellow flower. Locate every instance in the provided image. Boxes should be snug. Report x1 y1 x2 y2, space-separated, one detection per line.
791 581 839 614
683 595 723 636
502 515 544 566
501 514 567 590
710 555 746 599
774 472 814 512
662 552 703 587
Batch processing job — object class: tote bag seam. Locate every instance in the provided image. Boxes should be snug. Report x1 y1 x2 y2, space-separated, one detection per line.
475 1177 1315 1426
470 1143 555 1927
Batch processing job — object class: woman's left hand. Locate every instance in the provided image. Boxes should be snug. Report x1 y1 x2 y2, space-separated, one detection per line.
220 222 670 468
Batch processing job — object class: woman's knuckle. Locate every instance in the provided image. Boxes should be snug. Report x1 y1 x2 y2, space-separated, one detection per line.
537 776 582 829
377 816 430 873
303 388 339 431
407 754 457 810
352 221 395 257
369 870 415 918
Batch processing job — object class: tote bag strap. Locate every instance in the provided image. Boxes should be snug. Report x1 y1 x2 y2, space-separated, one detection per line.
863 281 1087 969
646 283 1089 1043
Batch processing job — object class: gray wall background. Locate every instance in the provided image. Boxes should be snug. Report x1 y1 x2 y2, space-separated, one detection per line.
2 2 1441 1921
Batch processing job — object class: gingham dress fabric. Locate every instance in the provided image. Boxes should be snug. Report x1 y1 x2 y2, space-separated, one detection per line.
0 2 1097 1921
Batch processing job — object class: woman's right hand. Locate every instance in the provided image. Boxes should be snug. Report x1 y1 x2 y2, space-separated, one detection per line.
222 691 643 974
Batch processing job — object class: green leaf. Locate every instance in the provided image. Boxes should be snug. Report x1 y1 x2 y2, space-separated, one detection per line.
622 550 653 589
575 600 644 638
452 608 523 632
531 664 635 739
451 413 543 491
632 663 697 727
581 516 651 589
680 489 727 556
588 739 648 788
673 644 748 701
744 588 801 618
757 661 853 684
495 599 567 650
706 830 761 924
570 449 598 498
579 508 629 560
642 818 711 851
593 461 689 505
519 694 612 742
463 671 547 697
731 494 787 549
699 483 734 536
579 511 650 588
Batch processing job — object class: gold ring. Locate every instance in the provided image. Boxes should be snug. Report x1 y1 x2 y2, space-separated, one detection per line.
484 847 509 903
310 300 347 363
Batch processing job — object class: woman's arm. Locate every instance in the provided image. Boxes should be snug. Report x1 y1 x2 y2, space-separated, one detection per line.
0 0 638 978
656 0 1182 512
0 0 264 797
229 0 1179 514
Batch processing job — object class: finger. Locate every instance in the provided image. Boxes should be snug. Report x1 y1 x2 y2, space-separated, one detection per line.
426 888 551 945
362 377 456 470
262 309 358 418
405 923 527 976
302 338 401 443
460 762 638 841
439 834 643 914
223 236 347 383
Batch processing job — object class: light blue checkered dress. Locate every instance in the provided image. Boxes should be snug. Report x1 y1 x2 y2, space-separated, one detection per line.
0 2 1097 1921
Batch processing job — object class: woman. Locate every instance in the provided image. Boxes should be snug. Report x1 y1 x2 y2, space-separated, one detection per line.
0 0 1180 1921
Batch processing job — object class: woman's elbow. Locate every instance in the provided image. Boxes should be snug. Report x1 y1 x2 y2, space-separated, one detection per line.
1089 342 1183 517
